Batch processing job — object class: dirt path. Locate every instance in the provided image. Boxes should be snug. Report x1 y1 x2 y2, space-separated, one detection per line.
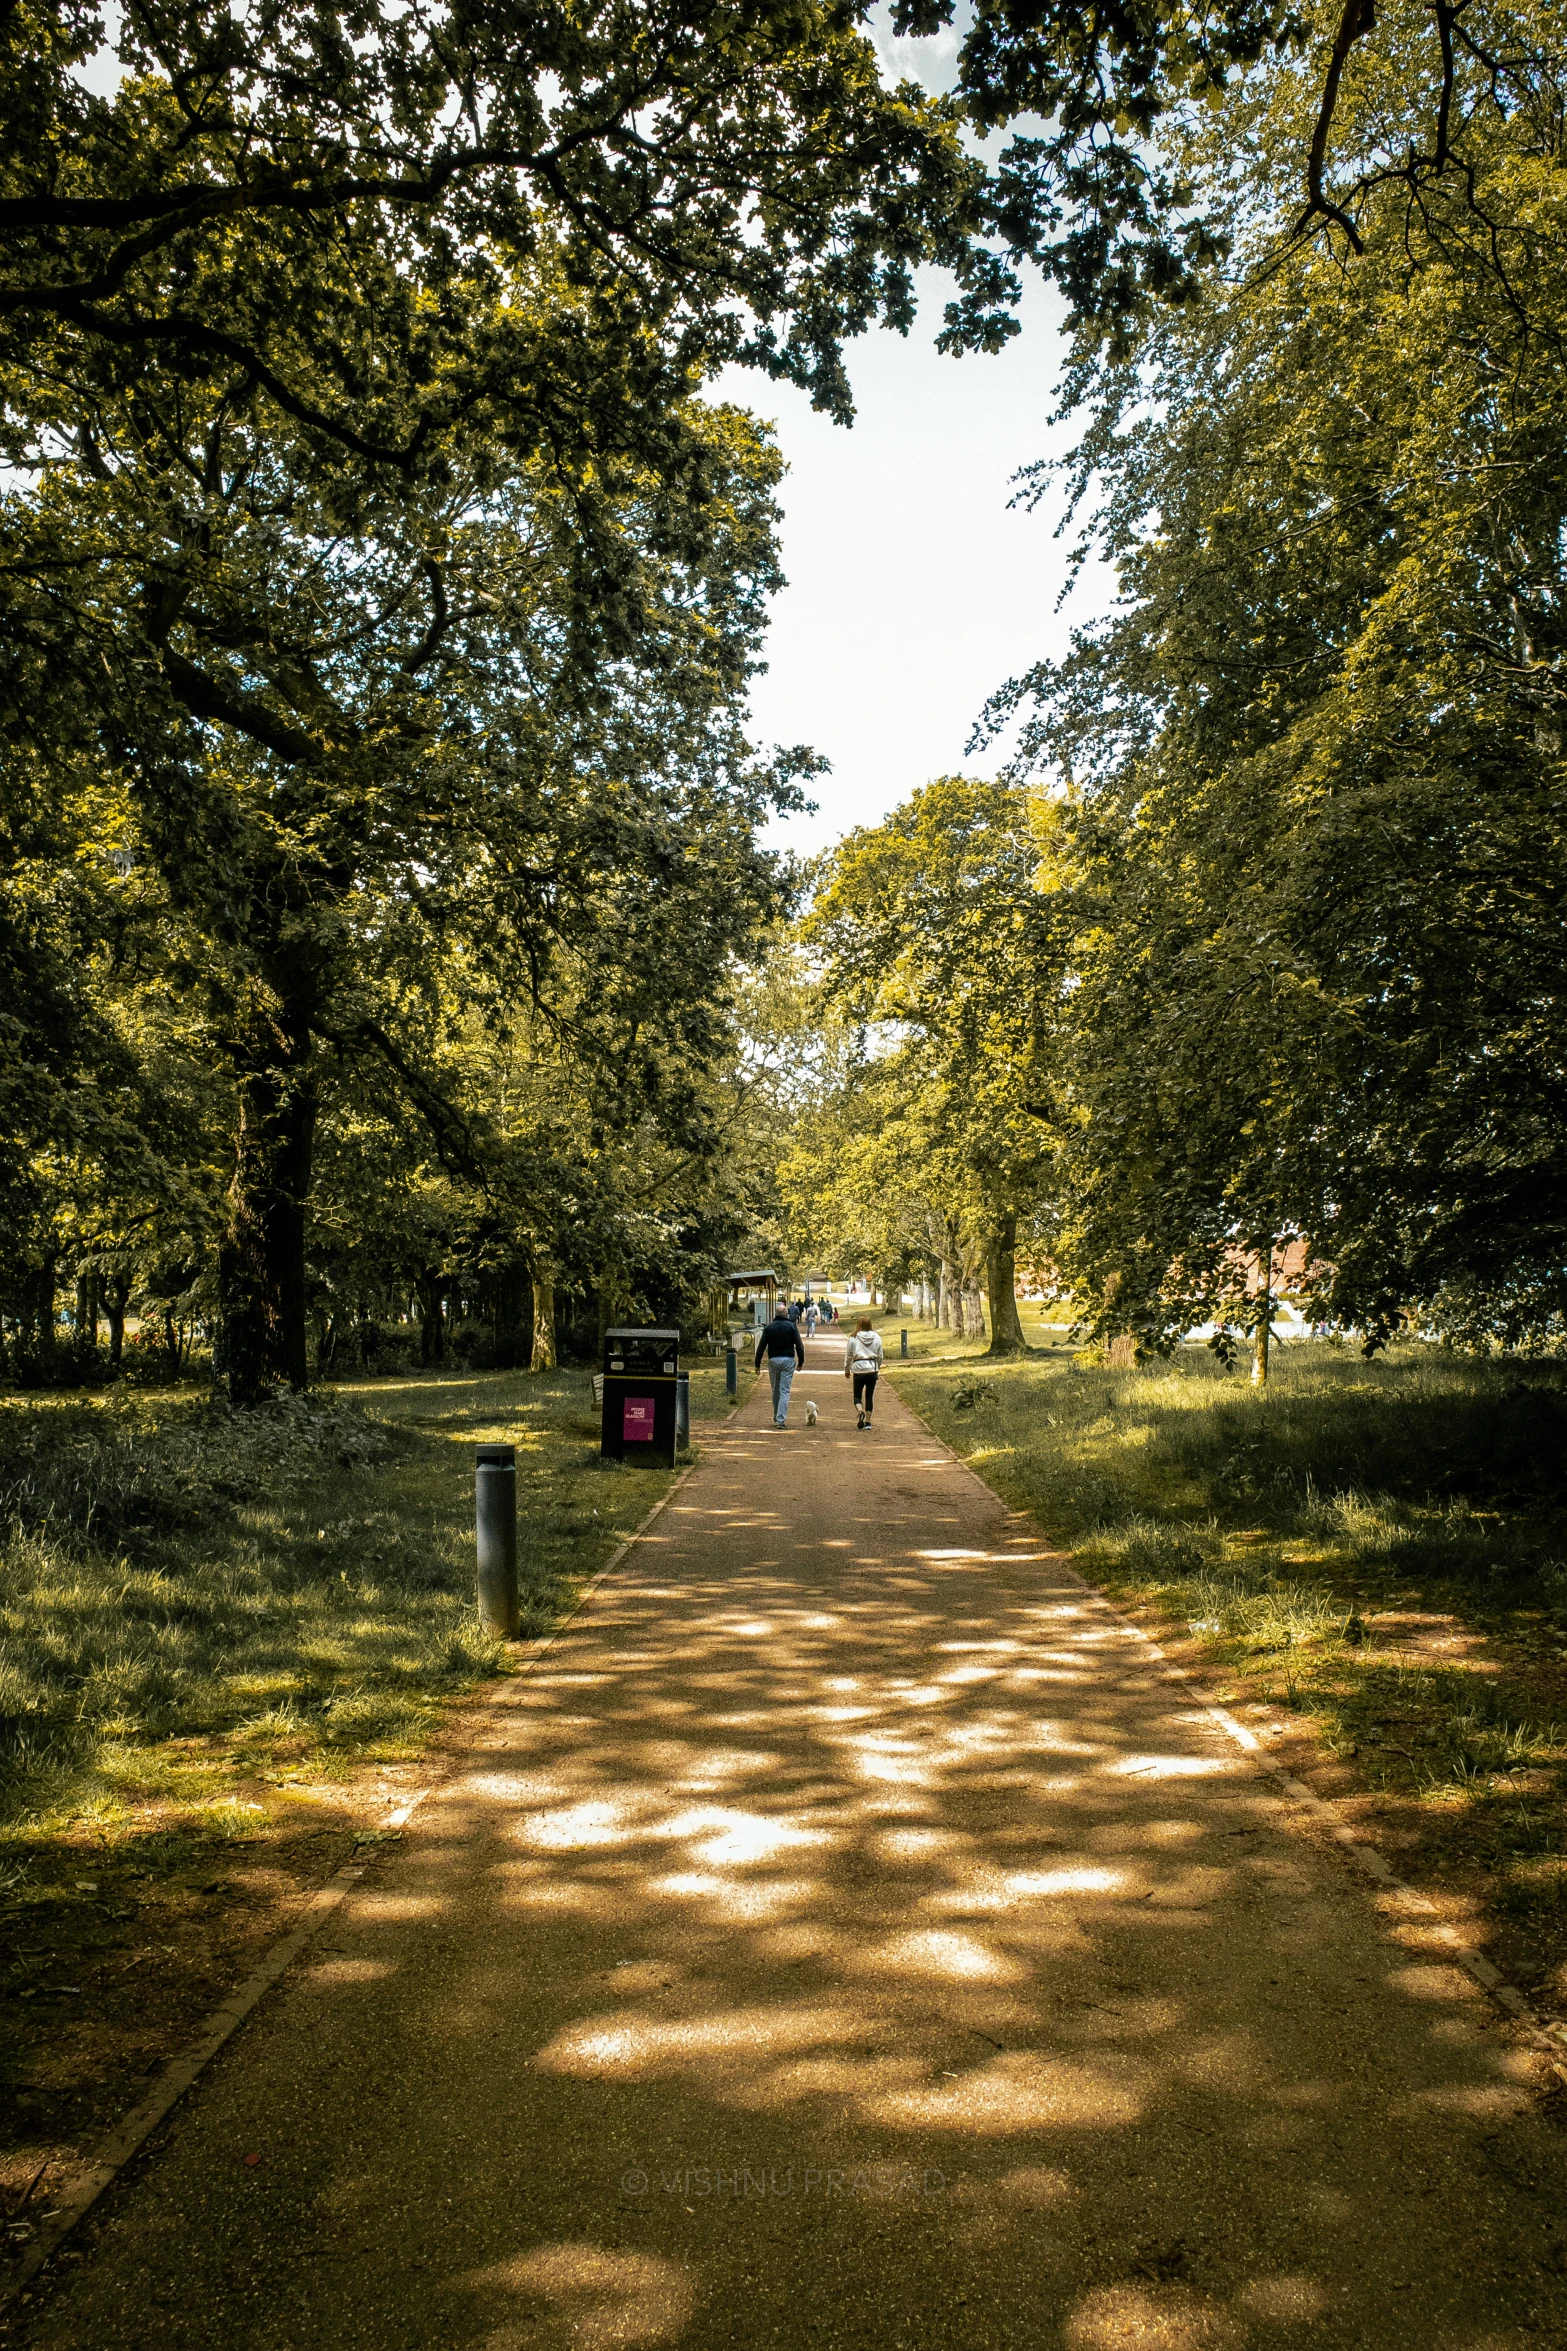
19 1342 1566 2348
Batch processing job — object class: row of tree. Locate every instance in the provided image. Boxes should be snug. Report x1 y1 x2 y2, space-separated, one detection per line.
0 0 1019 1397
8 3 1559 1390
783 0 1567 1365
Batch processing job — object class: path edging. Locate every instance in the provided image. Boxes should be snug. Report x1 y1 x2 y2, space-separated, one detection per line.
894 1384 1567 2093
0 1452 701 2314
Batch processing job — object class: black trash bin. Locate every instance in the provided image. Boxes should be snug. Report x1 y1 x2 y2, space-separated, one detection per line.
601 1328 680 1470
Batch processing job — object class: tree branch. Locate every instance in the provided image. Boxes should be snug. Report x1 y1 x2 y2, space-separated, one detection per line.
400 559 450 674
1298 0 1376 250
323 1017 486 1180
157 647 320 763
3 295 431 468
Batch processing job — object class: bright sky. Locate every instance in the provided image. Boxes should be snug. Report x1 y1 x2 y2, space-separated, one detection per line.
712 285 1112 860
708 12 1116 860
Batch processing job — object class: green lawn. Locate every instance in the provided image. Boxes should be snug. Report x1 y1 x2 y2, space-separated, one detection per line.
0 1362 734 1859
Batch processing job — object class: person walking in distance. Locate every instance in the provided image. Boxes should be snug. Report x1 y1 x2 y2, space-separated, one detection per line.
804 1299 819 1340
755 1298 807 1428
844 1317 884 1429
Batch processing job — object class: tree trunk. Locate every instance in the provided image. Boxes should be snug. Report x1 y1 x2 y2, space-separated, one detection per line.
1101 1270 1134 1368
486 1262 530 1367
215 1041 317 1405
416 1272 446 1365
984 1213 1027 1357
105 1272 129 1369
941 1225 964 1331
22 1254 56 1354
965 1283 986 1341
1252 1239 1276 1389
531 1274 557 1371
931 1215 962 1331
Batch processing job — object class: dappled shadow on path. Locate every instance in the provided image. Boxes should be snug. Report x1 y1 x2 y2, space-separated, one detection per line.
28 1370 1567 2351
380 1399 1564 2348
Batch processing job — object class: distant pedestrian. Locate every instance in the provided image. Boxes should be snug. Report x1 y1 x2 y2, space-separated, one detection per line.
843 1317 884 1428
787 1297 804 1327
755 1302 806 1427
804 1302 819 1338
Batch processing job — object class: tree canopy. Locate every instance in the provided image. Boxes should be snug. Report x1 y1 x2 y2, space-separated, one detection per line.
7 0 1565 1388
1 0 1023 453
901 0 1567 355
975 0 1567 1355
5 1 1015 1391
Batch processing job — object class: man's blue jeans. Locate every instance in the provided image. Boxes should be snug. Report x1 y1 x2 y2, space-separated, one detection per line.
767 1357 796 1424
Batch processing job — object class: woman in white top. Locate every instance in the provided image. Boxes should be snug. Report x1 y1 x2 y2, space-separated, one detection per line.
843 1318 884 1428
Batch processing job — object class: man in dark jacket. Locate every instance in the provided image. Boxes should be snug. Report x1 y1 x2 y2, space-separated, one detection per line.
754 1301 806 1427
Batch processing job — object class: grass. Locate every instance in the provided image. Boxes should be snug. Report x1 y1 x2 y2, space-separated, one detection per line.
0 1362 732 2182
0 1364 732 1840
886 1310 1567 2003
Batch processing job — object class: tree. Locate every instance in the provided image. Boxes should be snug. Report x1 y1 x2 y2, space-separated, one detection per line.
2 1 1020 454
3 367 801 1395
799 779 1058 1357
0 736 227 1379
305 957 779 1376
779 1041 946 1305
981 4 1567 1355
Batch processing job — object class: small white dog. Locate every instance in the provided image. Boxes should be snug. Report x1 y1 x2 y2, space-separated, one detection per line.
804 1397 819 1426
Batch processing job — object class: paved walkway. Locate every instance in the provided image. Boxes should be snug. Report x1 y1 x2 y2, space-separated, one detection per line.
26 1343 1566 2348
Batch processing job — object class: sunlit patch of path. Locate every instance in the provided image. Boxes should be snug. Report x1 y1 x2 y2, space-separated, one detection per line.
30 1340 1565 2349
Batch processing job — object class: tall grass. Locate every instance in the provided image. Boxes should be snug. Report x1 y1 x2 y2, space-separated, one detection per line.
900 1345 1567 1587
0 1393 501 1814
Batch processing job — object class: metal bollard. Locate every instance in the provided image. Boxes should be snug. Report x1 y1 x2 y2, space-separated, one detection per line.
901 1328 909 1357
725 1345 737 1398
675 1371 690 1452
475 1443 519 1638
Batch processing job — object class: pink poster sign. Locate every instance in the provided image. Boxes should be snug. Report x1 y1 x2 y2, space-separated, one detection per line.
623 1396 656 1442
